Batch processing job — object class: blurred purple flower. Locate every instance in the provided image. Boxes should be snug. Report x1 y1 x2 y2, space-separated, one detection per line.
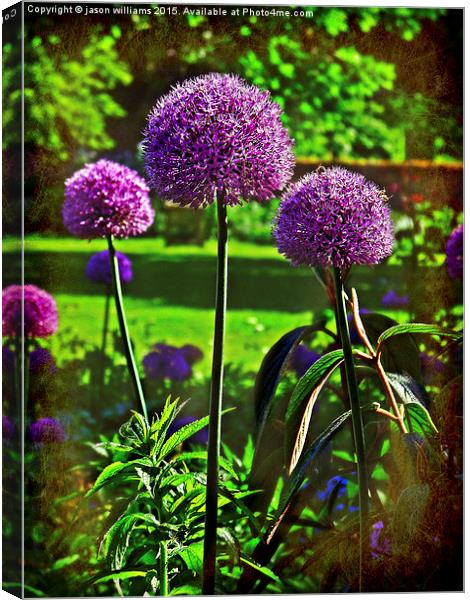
3 415 15 442
167 415 208 446
29 417 67 444
381 290 409 308
370 520 391 558
445 224 463 280
143 344 192 381
144 73 294 208
29 348 56 375
180 344 204 365
63 159 154 239
86 250 133 285
274 167 394 269
317 475 348 503
290 344 320 378
2 346 15 371
2 285 58 339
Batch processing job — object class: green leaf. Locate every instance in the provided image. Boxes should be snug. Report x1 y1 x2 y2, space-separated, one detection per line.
392 483 430 548
239 555 281 583
170 585 202 596
92 570 147 585
86 458 152 497
254 325 317 432
377 323 461 346
404 404 438 437
285 350 344 473
178 542 204 572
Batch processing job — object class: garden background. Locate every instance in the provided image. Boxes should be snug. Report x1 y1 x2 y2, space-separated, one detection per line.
2 4 463 596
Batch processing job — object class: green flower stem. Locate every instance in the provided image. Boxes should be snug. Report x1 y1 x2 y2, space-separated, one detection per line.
106 235 148 421
98 285 111 400
159 540 169 596
202 194 228 595
332 267 368 592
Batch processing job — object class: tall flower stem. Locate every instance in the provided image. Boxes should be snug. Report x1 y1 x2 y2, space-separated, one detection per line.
106 235 148 421
332 267 368 591
98 285 111 400
202 194 228 595
159 540 169 596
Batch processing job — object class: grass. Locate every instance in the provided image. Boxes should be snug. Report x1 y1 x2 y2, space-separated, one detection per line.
4 235 416 374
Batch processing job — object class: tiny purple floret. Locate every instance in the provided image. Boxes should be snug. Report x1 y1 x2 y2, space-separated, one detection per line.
381 290 409 308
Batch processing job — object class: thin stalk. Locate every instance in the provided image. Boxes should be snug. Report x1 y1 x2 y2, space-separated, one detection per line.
332 267 368 592
98 286 111 400
202 194 228 595
24 342 30 418
106 235 148 421
159 540 169 596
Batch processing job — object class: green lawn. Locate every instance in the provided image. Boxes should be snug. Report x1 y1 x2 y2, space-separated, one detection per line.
4 236 414 374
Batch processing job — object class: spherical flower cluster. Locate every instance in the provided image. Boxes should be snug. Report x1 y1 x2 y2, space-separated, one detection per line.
445 224 463 280
290 344 320 378
63 159 154 239
29 348 56 375
2 285 58 339
86 250 133 285
381 290 409 308
167 415 208 446
143 343 203 381
274 167 394 269
29 417 66 444
3 415 15 442
143 73 295 208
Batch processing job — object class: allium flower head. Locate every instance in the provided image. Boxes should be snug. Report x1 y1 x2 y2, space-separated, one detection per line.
29 348 56 375
180 344 204 365
381 290 409 308
143 344 192 381
86 250 133 285
2 285 58 339
3 415 15 442
29 417 66 444
143 73 295 208
445 224 463 280
274 167 394 268
63 159 154 239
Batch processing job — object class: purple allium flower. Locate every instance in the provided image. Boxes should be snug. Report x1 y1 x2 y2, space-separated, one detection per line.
381 290 409 308
143 73 295 208
445 224 463 280
29 417 66 444
274 167 394 268
63 159 154 239
290 344 320 378
143 344 192 381
2 345 15 371
3 415 15 442
180 344 204 365
370 520 391 558
29 348 56 375
86 250 133 285
2 285 58 339
167 415 209 446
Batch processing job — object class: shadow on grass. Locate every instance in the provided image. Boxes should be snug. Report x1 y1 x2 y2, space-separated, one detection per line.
4 250 426 312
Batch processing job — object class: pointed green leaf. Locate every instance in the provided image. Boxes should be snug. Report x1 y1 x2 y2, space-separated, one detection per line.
378 323 461 346
86 458 152 497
